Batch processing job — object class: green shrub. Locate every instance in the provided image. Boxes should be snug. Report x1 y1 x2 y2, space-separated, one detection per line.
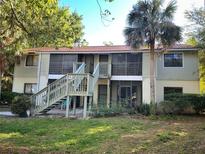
11 95 31 117
161 93 205 114
137 103 150 116
91 101 136 117
0 91 22 105
157 100 177 114
191 95 205 114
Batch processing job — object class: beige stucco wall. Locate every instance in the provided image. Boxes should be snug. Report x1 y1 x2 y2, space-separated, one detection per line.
12 55 38 93
156 51 199 81
12 77 37 93
156 80 200 102
142 51 200 103
37 53 50 90
142 52 151 103
142 78 151 103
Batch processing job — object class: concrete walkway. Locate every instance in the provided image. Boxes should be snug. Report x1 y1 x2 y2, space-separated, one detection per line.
47 108 84 118
0 111 16 117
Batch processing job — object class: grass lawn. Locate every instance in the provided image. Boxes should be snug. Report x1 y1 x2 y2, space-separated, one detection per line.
0 115 205 154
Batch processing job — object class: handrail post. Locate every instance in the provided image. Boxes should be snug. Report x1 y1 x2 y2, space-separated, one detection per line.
73 63 76 73
47 86 50 107
87 74 90 95
66 96 70 118
66 74 69 95
83 96 87 119
30 96 35 116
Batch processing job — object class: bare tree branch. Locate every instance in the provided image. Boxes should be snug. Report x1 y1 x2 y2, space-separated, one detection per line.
96 0 114 26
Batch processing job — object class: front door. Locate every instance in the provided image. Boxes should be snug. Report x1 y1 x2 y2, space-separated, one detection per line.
98 85 107 107
119 86 131 105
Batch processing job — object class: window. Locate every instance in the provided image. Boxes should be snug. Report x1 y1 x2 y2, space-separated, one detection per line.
164 87 183 95
49 54 78 74
164 87 183 100
164 53 183 67
25 55 38 66
112 53 142 75
99 55 108 62
24 83 37 94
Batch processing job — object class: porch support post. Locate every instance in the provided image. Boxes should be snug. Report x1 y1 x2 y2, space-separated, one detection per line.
83 96 87 119
88 96 93 113
107 80 110 108
73 96 76 115
66 96 70 118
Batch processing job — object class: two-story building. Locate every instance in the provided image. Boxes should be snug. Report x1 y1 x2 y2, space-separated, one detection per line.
12 45 200 116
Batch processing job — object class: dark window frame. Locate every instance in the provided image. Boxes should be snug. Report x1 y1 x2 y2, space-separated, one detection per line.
164 53 183 68
25 55 38 66
164 87 183 100
49 54 78 74
24 83 37 94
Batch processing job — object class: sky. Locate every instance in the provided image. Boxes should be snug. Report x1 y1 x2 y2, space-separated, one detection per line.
59 0 204 46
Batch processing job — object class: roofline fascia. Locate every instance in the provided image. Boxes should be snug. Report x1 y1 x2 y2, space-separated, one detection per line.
24 48 198 54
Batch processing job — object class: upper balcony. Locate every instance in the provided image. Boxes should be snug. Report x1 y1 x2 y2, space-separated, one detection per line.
99 62 110 78
111 53 142 76
112 62 142 76
48 53 142 79
74 62 111 78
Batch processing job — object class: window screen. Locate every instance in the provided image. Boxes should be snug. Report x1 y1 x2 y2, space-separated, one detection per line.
49 54 77 74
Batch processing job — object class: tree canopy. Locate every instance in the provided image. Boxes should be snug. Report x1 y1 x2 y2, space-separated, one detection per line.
0 0 84 91
186 8 205 80
0 0 84 51
186 8 205 48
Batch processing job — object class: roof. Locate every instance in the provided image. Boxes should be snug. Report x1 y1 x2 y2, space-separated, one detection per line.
25 44 198 54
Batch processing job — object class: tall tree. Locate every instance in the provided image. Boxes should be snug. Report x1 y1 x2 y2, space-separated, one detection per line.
185 8 205 48
186 8 205 81
124 0 181 103
0 0 84 95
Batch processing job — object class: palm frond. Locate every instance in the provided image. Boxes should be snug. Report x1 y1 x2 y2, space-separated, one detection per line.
152 0 163 15
127 0 149 26
161 0 177 21
124 27 144 48
124 0 181 49
159 21 182 46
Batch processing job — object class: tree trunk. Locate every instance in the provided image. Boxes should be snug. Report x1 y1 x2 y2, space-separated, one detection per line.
150 44 155 103
0 66 2 100
0 63 3 100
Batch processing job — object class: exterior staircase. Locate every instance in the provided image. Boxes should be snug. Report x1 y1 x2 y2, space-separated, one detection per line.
31 63 99 117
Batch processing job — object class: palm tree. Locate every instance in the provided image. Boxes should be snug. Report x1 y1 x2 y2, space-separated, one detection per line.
124 0 181 103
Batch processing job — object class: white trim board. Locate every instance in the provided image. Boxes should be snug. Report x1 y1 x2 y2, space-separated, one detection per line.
48 74 64 79
111 76 142 81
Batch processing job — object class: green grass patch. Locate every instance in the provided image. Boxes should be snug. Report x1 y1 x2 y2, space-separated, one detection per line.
0 117 144 153
0 116 205 154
